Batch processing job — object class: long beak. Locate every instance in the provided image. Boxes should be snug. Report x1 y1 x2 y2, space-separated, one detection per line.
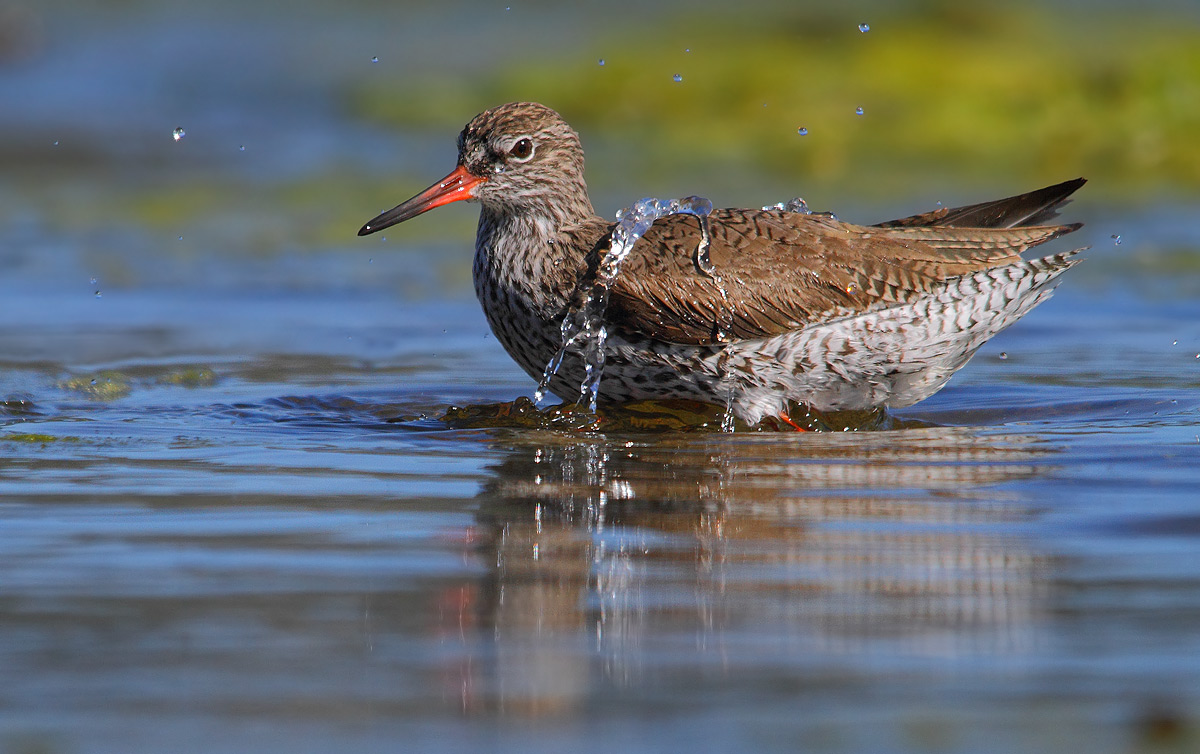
357 164 484 236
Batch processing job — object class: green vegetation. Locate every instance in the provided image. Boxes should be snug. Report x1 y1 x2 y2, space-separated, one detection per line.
350 3 1200 198
2 433 79 445
158 367 217 388
59 372 131 400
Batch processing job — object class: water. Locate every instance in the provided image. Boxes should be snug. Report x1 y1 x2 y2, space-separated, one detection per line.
4 4 1200 753
535 196 715 413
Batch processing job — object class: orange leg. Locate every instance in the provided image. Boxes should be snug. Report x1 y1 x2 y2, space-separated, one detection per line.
777 411 808 432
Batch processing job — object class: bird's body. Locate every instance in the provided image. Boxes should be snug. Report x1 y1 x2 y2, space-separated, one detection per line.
360 102 1086 426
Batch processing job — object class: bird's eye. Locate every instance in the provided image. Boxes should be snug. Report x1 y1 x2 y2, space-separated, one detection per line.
508 138 534 160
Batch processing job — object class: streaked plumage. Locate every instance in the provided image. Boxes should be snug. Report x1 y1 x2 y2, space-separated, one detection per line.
359 102 1086 425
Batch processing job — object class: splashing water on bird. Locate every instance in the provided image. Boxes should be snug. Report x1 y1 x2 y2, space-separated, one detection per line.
535 196 715 413
764 197 839 222
535 192 851 420
764 197 813 213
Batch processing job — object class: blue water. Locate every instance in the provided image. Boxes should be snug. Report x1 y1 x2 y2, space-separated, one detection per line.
3 3 1200 753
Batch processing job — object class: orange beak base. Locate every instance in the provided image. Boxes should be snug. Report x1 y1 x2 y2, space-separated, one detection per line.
358 164 484 236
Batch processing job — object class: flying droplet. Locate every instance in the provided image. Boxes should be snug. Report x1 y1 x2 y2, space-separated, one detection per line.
178 235 184 241
797 127 808 136
89 277 97 285
371 56 378 63
999 352 1008 360
684 47 691 52
94 291 101 298
598 58 605 66
858 23 870 32
855 106 864 115
1172 340 1178 345
845 282 860 295
53 140 60 146
1111 234 1122 245
673 73 683 82
172 126 186 142
238 145 245 152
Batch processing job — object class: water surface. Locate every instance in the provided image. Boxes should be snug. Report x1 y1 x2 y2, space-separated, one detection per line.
3 3 1200 753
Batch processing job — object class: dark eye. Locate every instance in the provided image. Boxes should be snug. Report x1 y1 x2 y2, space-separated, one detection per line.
508 138 534 160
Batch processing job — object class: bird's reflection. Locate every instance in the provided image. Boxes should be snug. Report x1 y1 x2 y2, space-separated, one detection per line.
438 426 1056 716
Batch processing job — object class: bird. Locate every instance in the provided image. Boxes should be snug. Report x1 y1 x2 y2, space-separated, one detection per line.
358 101 1086 428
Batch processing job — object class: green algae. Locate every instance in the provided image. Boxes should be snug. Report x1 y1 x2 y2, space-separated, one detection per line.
2 433 80 445
59 372 132 400
349 3 1200 198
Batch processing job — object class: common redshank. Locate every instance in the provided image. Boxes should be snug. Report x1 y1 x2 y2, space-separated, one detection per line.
358 102 1085 426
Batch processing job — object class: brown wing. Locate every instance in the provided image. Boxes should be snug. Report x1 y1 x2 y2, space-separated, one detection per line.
595 208 1080 346
876 177 1086 229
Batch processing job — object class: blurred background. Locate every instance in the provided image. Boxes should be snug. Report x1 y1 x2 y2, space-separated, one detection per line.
3 0 1199 273
3 3 1200 754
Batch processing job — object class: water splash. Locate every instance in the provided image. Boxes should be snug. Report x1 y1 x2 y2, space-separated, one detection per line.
535 196 715 413
763 197 812 213
716 348 738 433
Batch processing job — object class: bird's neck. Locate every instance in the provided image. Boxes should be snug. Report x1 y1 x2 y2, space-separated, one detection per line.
474 201 598 318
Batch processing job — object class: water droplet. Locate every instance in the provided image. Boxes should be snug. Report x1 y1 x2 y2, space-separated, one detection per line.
999 352 1008 360
94 291 101 298
797 127 808 136
855 106 864 115
371 56 378 63
1172 340 1178 345
89 277 97 285
672 73 682 83
53 140 60 146
537 195 715 413
684 47 691 52
1111 234 1122 245
172 126 186 142
178 235 184 241
845 282 860 295
858 23 870 32
598 58 605 66
238 144 245 152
